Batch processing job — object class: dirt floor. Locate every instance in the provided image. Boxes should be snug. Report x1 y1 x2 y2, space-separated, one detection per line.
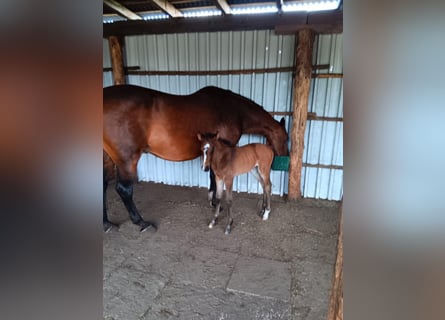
103 182 340 320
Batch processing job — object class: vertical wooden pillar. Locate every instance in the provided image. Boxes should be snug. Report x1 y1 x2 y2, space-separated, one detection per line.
327 200 343 320
108 36 126 85
288 29 315 200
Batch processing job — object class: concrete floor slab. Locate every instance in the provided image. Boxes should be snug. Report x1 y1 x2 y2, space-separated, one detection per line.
227 256 291 301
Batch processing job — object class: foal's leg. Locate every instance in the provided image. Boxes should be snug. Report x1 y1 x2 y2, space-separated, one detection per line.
208 169 217 206
256 166 272 220
209 179 224 229
260 169 272 221
253 167 267 218
224 178 234 235
115 165 157 232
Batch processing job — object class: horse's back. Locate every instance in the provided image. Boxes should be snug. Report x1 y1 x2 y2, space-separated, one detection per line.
103 85 161 112
229 143 273 175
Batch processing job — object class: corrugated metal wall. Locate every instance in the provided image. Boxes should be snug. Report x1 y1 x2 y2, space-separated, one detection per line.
304 34 343 200
103 32 343 200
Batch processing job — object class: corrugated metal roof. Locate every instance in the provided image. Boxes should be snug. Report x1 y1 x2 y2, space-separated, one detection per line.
103 0 341 20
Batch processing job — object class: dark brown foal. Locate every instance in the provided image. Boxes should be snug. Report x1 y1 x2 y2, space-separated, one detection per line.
197 132 274 234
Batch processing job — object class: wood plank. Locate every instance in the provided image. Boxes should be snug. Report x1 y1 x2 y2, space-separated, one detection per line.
104 0 143 20
103 11 342 36
151 0 183 18
327 201 343 320
108 36 126 85
275 10 343 34
214 0 232 14
127 66 294 76
288 29 315 200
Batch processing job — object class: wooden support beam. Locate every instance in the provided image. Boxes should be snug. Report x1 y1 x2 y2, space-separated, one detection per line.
104 0 143 20
276 0 283 12
327 201 343 320
214 0 232 14
108 36 126 85
288 29 315 200
103 11 342 36
151 0 183 18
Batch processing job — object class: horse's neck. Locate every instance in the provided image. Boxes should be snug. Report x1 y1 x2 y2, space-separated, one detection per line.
242 108 275 139
211 144 233 171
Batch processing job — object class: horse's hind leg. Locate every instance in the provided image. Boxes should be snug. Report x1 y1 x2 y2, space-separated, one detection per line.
223 179 234 235
103 151 118 232
115 166 157 232
256 166 272 220
103 174 118 232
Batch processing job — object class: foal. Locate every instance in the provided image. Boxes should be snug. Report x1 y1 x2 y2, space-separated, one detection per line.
197 132 274 234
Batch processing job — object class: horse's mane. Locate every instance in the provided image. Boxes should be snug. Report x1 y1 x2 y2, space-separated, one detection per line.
198 86 268 112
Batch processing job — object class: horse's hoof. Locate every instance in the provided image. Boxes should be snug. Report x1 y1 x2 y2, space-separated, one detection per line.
139 221 157 233
103 221 118 233
208 221 215 229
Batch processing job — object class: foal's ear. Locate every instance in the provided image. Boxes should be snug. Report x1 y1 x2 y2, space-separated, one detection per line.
197 132 202 141
279 117 286 127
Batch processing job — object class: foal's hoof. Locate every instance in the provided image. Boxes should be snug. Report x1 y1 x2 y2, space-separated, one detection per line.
261 209 271 221
224 221 233 235
103 221 119 233
139 220 157 233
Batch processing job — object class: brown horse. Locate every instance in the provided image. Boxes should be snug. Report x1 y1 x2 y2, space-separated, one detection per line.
197 132 274 234
103 84 288 232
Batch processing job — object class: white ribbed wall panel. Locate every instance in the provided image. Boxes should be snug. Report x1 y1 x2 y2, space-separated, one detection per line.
103 32 343 200
103 39 113 87
302 34 343 200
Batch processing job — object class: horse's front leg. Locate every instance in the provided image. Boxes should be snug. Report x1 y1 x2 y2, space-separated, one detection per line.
209 169 217 206
209 179 224 229
224 178 234 235
115 169 157 232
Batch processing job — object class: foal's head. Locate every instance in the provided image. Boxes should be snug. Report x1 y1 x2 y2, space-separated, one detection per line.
197 132 217 172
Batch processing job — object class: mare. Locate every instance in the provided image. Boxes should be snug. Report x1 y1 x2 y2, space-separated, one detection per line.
103 84 288 232
197 132 274 235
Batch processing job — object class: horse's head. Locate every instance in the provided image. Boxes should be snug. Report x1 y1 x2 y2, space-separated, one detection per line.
267 117 289 156
197 132 217 172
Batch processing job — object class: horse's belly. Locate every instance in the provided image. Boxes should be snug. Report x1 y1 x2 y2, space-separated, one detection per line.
146 128 200 161
149 144 199 161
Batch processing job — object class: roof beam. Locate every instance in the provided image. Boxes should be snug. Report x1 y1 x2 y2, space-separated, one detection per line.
104 0 143 20
276 0 283 12
151 0 183 18
103 10 342 37
214 0 232 14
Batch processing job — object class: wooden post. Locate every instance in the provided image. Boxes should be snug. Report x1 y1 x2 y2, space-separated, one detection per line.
327 200 343 320
108 36 126 85
288 29 314 200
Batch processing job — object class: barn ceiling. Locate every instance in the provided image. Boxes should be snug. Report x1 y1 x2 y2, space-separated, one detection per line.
103 0 343 36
